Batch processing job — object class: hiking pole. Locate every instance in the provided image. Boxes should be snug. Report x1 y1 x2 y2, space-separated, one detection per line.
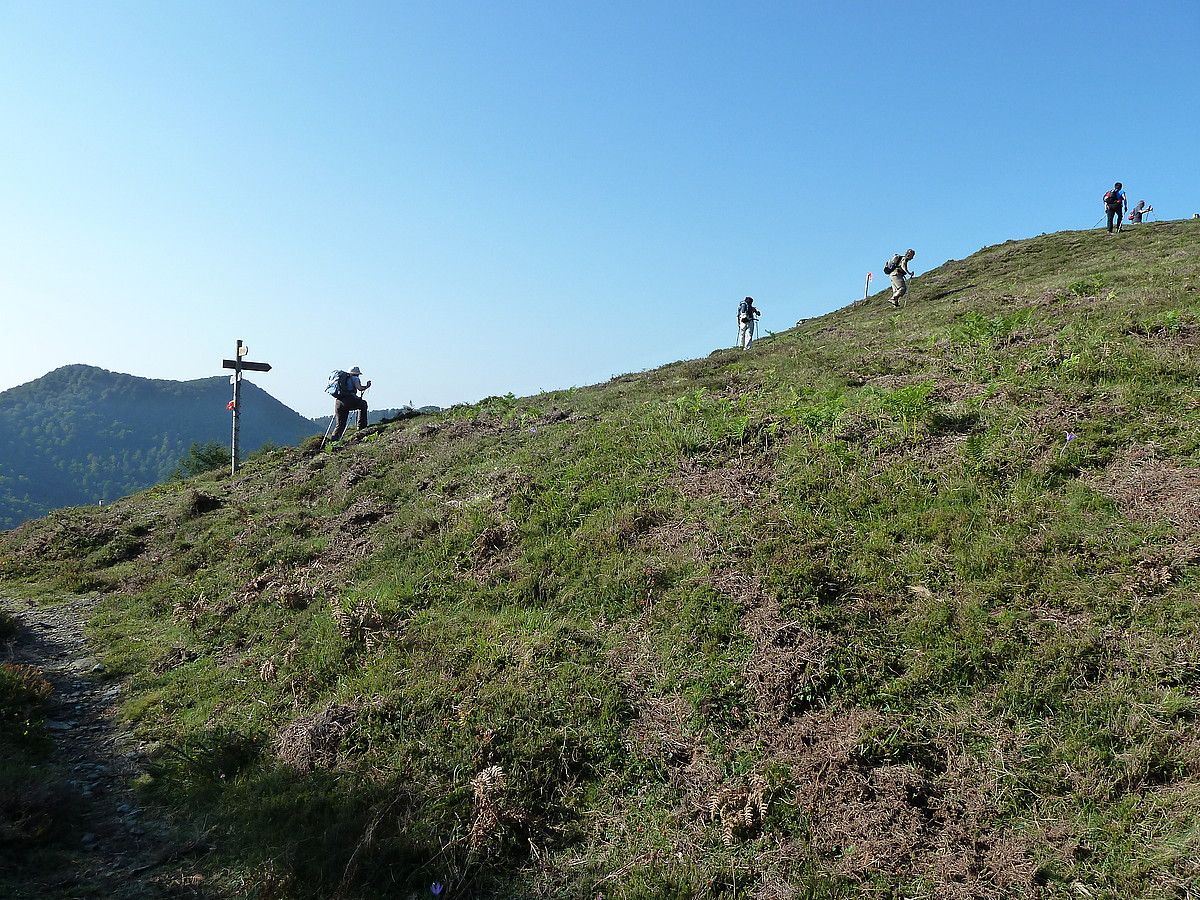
320 414 339 450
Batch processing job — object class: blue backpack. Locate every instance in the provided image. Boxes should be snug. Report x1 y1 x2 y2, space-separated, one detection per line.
325 370 353 398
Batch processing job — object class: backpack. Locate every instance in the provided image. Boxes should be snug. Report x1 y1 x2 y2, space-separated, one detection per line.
1104 189 1122 209
325 370 353 398
883 253 903 275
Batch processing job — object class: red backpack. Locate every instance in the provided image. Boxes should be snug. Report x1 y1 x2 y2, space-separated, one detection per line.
1104 190 1123 209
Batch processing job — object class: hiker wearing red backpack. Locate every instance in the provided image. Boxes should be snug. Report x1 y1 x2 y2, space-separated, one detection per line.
1103 182 1127 233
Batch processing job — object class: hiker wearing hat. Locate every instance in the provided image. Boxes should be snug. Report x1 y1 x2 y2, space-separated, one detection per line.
885 249 916 307
737 296 760 349
1103 182 1127 233
329 366 372 442
1128 199 1152 224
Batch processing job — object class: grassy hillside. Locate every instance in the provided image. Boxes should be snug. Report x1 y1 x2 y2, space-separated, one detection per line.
3 222 1200 898
0 365 322 528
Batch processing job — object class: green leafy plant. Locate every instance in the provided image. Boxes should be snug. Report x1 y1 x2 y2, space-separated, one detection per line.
172 441 229 479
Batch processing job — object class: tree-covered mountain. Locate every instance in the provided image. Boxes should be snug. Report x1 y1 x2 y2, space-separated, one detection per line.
0 365 320 528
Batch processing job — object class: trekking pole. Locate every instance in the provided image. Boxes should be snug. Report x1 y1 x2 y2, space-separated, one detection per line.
320 415 338 450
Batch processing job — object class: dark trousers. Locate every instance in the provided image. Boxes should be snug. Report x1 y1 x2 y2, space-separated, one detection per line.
331 395 368 441
1106 207 1123 232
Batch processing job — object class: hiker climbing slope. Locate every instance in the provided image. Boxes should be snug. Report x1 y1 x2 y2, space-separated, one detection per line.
1103 182 1127 233
326 366 372 443
884 249 916 307
737 296 760 350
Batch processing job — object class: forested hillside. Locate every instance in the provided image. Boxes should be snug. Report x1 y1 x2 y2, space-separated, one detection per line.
0 365 319 528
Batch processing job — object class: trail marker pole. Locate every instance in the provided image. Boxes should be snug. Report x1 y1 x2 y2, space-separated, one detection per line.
864 272 873 302
221 339 273 475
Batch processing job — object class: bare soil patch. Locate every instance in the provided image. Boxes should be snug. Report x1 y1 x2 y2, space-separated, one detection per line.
704 546 1039 893
673 453 775 505
1087 445 1200 536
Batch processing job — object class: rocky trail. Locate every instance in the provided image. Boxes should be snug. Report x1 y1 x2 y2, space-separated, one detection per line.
1 595 206 899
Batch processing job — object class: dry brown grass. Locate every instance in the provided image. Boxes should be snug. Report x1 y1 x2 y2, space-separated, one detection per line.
274 702 359 773
1087 445 1200 536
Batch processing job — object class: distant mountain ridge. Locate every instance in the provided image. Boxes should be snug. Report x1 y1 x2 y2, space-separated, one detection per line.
0 364 320 528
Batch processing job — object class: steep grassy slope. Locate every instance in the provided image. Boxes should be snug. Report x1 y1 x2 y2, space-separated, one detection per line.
3 223 1200 898
0 365 323 528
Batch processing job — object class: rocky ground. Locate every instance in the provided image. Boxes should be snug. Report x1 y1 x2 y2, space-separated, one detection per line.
1 595 208 899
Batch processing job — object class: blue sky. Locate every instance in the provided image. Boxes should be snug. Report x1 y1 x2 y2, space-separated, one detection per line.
1 1 1196 416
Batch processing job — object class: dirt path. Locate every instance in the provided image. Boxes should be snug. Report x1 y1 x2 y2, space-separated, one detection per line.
1 595 203 899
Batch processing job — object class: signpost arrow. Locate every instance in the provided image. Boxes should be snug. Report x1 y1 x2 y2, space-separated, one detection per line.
223 339 272 475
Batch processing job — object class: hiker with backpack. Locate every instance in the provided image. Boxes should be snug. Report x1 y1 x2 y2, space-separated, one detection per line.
737 296 760 349
883 249 916 307
1128 199 1152 224
1103 182 1127 233
326 366 372 443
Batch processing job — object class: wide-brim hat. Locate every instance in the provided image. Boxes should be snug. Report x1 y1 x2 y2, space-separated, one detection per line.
350 367 363 375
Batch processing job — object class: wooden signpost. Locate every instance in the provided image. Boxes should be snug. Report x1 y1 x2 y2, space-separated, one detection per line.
221 339 272 475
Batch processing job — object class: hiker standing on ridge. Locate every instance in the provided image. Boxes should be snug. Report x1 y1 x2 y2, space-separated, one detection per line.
884 249 916 307
1128 199 1152 224
328 366 372 442
1103 182 1127 233
737 296 760 349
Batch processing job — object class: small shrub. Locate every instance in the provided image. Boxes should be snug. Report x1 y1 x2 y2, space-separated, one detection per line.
180 490 224 519
950 310 1032 343
0 663 52 722
173 441 229 479
672 388 752 443
0 612 16 642
779 389 847 436
1067 274 1108 296
0 766 73 846
866 382 936 437
247 442 283 462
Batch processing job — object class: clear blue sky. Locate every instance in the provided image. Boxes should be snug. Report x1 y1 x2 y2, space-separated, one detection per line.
2 1 1196 416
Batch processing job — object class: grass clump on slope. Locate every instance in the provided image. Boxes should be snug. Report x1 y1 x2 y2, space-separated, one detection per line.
2 222 1200 897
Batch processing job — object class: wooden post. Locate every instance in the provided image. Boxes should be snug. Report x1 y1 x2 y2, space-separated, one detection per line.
231 341 242 475
864 272 873 302
222 340 272 476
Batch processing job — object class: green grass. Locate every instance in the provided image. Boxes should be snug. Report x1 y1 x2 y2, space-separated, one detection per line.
3 222 1200 897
